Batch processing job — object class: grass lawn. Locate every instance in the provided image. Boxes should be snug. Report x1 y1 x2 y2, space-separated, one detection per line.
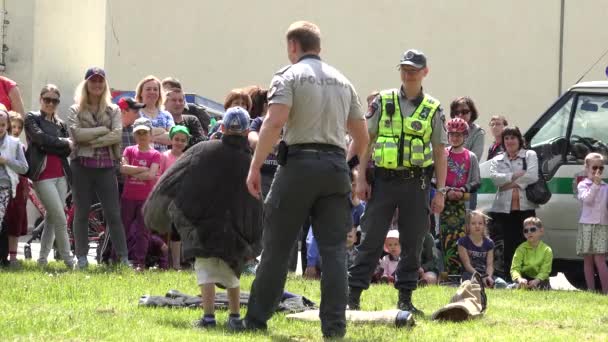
1 262 608 341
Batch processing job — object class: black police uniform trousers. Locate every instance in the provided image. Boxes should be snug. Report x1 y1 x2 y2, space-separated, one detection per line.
245 150 352 336
348 168 431 292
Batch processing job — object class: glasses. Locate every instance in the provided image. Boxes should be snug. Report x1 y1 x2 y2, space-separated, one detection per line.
453 109 471 116
489 122 504 127
42 97 60 105
523 227 538 234
592 166 605 171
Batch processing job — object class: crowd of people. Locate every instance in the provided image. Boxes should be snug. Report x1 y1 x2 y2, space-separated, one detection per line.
0 19 607 338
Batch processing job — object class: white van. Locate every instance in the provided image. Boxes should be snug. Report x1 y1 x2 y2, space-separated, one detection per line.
477 81 608 274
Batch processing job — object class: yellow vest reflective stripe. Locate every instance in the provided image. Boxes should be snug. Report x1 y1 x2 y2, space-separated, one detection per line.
373 89 439 169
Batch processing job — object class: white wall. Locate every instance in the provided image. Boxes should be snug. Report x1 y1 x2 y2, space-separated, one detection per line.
1 0 36 111
4 0 608 160
31 0 106 119
562 0 608 89
103 0 567 159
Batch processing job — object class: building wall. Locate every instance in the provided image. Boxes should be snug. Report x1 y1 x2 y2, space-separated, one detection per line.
0 0 106 118
1 0 36 111
31 0 106 119
2 0 608 161
103 0 567 159
562 0 608 89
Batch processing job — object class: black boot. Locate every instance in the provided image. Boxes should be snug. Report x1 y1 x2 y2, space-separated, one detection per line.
347 287 362 310
397 290 424 316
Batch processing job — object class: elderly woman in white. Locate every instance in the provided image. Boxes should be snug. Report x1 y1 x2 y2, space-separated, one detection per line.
489 126 539 280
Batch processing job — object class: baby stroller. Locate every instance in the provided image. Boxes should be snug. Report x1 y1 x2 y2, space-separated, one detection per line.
23 186 109 264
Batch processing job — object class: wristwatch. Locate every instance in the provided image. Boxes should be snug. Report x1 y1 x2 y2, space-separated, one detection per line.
436 187 447 196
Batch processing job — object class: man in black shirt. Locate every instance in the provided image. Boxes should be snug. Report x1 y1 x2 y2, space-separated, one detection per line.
162 77 212 136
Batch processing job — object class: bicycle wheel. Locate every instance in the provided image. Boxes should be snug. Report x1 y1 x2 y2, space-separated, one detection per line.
87 203 110 264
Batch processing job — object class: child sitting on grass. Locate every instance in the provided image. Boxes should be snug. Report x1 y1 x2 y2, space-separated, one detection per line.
510 217 553 290
457 210 507 288
419 232 440 285
304 226 360 279
146 232 169 270
377 230 400 284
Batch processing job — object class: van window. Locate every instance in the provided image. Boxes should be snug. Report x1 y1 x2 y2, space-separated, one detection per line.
569 94 608 161
529 96 573 147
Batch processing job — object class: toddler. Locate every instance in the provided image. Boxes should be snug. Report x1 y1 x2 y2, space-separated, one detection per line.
378 230 400 284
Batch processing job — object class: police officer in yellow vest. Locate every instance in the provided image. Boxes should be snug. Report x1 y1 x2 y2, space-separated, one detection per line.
348 49 448 315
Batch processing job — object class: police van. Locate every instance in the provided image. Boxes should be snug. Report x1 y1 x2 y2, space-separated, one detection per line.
477 81 608 274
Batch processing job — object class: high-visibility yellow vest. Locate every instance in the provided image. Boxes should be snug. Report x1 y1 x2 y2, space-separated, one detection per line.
373 89 440 168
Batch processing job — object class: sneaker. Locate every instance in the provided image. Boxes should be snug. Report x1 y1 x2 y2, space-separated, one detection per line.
228 317 268 332
227 318 247 332
397 290 424 316
347 287 362 310
64 257 75 269
37 258 48 268
77 256 89 269
195 317 216 328
242 261 257 275
119 257 132 267
227 315 242 329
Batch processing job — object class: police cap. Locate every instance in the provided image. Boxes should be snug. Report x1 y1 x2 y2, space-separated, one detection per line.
398 49 427 69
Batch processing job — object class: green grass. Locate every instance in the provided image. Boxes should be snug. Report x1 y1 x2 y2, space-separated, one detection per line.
1 262 608 341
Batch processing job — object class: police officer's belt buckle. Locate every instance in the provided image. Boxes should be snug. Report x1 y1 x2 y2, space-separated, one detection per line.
379 169 417 179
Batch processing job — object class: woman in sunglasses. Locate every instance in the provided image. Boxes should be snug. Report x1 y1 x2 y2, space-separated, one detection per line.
24 84 74 267
488 126 539 280
450 97 485 160
450 97 485 210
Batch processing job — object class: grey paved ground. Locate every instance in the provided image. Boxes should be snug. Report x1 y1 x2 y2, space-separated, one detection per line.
15 235 303 274
16 234 99 265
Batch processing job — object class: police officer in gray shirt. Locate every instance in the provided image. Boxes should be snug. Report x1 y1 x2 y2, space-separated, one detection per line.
230 21 369 339
348 49 448 316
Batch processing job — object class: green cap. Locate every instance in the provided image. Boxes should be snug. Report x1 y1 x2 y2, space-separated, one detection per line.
169 125 191 139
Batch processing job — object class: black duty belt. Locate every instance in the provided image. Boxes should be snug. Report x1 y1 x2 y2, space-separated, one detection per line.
288 143 345 156
375 167 431 179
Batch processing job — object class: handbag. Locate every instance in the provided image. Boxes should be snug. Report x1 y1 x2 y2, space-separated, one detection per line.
522 153 552 205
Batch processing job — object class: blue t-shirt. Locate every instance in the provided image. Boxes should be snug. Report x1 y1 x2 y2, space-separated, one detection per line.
457 236 495 275
140 109 175 152
250 116 278 174
307 201 366 267
351 202 364 227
